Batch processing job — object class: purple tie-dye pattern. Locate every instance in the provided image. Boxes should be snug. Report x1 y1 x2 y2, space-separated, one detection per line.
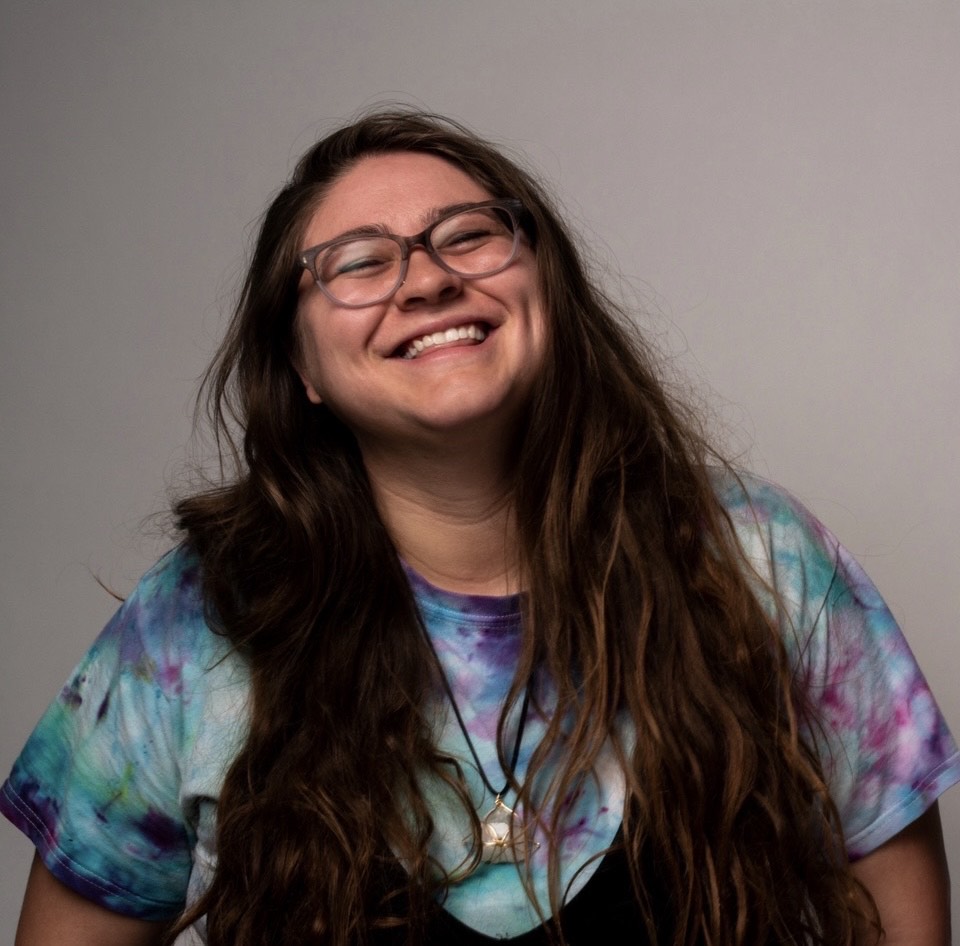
1 474 958 938
716 473 960 859
59 677 85 708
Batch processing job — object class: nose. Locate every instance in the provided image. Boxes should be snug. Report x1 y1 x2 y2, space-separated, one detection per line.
393 245 463 309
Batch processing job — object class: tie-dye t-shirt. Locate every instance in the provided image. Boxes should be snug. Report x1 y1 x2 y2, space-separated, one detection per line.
3 474 959 941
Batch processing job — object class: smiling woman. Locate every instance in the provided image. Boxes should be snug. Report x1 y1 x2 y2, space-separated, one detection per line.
2 110 957 946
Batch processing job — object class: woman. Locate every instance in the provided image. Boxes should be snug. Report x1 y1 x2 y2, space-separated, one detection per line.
4 111 957 945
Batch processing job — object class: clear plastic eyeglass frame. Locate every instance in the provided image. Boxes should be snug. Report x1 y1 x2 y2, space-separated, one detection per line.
298 198 525 308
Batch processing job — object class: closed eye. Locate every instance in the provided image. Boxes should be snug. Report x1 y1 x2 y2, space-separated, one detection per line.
335 256 392 276
437 228 498 254
322 238 399 281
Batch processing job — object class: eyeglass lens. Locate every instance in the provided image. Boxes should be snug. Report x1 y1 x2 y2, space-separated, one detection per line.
315 205 518 306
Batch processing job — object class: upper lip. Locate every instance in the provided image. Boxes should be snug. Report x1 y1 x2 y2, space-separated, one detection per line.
387 314 499 356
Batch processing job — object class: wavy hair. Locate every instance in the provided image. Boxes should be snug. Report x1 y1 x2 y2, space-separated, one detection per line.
171 110 879 945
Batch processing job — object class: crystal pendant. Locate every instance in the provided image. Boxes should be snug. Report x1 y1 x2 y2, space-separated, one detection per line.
475 795 539 864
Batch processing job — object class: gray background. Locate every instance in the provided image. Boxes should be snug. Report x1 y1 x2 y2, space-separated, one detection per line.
2 0 958 936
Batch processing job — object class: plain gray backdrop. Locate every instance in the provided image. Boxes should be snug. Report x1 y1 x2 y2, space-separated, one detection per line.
2 0 958 937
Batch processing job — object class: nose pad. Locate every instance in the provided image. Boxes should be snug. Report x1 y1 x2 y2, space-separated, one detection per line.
394 247 463 307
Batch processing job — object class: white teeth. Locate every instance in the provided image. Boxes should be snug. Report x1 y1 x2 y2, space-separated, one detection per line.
402 323 487 359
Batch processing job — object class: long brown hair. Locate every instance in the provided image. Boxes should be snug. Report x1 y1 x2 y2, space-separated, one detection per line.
171 110 879 945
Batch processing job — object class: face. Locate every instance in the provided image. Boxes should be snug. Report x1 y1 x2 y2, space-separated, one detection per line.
294 152 546 454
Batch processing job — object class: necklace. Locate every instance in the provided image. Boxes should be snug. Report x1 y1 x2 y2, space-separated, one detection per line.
421 625 539 865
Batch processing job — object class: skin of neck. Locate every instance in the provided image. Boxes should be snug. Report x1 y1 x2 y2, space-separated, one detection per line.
359 427 523 597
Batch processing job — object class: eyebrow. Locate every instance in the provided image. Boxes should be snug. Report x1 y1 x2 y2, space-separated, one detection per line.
306 201 491 250
419 201 487 226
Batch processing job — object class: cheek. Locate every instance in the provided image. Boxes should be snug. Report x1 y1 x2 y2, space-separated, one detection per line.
294 304 379 404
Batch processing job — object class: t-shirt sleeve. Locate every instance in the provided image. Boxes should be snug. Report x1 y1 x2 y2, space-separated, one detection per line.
0 550 200 920
720 474 960 860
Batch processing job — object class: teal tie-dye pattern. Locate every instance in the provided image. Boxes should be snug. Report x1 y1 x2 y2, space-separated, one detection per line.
0 550 249 922
2 475 958 939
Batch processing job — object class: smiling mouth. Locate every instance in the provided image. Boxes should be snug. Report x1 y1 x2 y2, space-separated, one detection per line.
399 323 489 360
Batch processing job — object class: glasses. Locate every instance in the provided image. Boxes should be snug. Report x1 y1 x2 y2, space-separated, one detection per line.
299 198 525 308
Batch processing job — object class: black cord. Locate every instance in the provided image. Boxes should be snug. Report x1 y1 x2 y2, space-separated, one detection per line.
420 619 531 798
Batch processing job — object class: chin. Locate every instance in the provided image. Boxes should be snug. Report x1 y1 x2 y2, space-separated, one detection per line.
419 392 533 439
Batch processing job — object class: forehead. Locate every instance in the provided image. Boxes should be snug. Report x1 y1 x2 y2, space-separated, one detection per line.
303 152 494 245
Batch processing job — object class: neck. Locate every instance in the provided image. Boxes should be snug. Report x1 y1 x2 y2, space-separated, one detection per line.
360 436 522 596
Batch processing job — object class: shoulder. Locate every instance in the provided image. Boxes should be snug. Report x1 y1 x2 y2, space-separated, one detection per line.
93 544 228 686
710 468 846 607
118 544 208 641
34 543 233 744
711 468 895 632
43 544 240 765
711 467 836 561
709 467 899 656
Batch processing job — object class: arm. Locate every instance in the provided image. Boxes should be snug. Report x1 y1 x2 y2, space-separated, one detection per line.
15 853 172 946
850 802 952 946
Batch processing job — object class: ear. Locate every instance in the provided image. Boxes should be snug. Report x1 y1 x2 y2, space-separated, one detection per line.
295 368 324 405
290 325 323 405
